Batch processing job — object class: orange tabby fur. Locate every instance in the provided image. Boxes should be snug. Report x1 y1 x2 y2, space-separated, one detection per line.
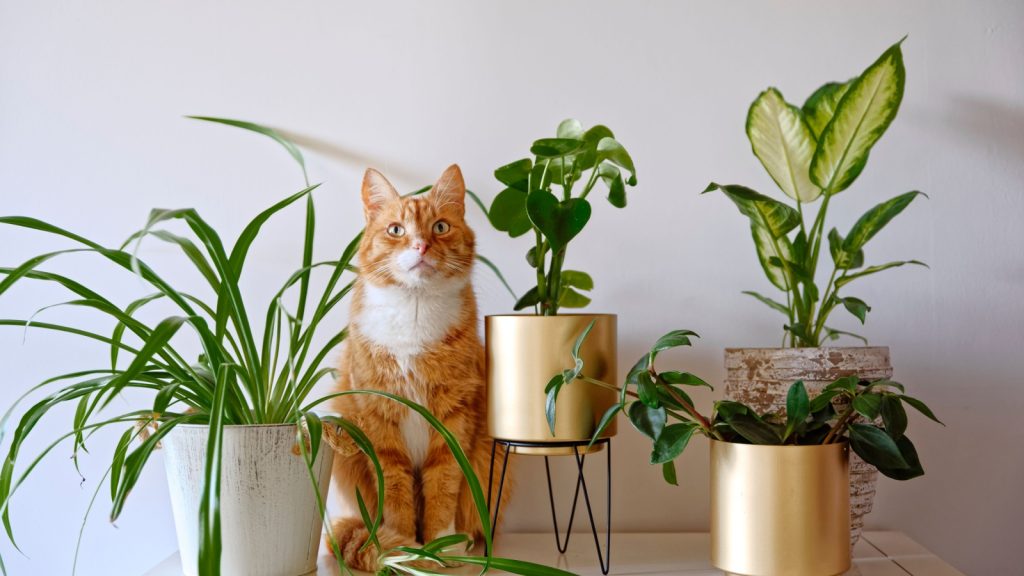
329 165 510 572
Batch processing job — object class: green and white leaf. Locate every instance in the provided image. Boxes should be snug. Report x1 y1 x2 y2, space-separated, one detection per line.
747 88 820 202
844 191 926 253
810 41 906 193
752 225 794 291
802 80 853 137
703 183 800 238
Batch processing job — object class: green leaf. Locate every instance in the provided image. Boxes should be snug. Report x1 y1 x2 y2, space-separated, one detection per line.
525 190 592 253
596 137 637 185
635 371 660 408
824 326 869 345
828 228 864 270
853 392 883 420
741 291 789 315
810 40 906 193
446 555 578 576
844 191 926 253
556 119 584 139
809 389 840 413
848 423 910 470
488 188 533 238
598 163 627 208
588 404 622 448
703 183 801 238
841 296 871 324
560 270 594 291
824 376 859 394
724 413 781 445
649 329 699 358
784 381 810 441
746 88 820 202
531 138 584 158
513 287 541 311
495 158 533 190
627 400 666 440
659 371 712 390
474 254 517 302
880 435 925 480
571 319 595 362
197 366 230 576
802 80 853 138
880 395 908 439
558 287 590 308
899 395 944 425
661 461 678 486
753 225 795 291
650 422 698 464
545 375 564 436
834 260 928 289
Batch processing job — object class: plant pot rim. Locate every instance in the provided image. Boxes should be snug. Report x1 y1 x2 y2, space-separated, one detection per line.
724 345 889 352
485 312 616 319
709 438 849 450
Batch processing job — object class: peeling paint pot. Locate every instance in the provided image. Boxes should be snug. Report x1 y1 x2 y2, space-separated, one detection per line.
723 346 892 547
163 424 334 576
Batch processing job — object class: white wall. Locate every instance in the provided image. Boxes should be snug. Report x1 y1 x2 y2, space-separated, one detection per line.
1 1 1021 574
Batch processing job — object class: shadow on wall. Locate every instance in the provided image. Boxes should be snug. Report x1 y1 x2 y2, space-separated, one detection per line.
280 129 424 186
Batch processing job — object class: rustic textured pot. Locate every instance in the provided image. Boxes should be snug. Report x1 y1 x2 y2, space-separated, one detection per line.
710 440 851 576
724 346 892 547
486 314 617 455
163 424 335 576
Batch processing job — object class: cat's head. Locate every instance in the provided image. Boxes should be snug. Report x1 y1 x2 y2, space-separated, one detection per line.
358 164 475 289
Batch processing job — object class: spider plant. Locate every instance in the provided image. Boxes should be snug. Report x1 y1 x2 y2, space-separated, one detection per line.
0 118 567 576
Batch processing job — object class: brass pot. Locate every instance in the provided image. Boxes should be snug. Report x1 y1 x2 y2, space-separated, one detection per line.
710 440 851 576
486 314 617 455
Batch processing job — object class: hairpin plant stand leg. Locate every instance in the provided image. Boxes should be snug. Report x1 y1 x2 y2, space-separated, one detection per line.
486 438 612 575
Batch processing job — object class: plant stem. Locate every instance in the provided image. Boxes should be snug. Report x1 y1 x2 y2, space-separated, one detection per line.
579 376 691 423
579 162 602 200
823 400 858 444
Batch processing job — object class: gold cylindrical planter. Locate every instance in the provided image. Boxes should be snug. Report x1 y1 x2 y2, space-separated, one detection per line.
710 440 851 576
486 314 617 455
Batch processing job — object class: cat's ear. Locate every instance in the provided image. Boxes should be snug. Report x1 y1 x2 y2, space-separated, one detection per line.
361 168 400 221
430 164 466 217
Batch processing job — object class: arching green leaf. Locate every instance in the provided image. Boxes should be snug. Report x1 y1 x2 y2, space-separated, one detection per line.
747 88 820 202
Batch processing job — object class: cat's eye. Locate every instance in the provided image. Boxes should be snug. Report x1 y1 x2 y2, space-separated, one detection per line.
386 224 405 237
433 220 451 235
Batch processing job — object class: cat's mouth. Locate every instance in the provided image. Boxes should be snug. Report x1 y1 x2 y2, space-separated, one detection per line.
408 259 436 273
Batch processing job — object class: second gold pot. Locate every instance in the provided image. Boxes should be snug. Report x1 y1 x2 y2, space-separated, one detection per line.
486 314 617 455
710 440 851 576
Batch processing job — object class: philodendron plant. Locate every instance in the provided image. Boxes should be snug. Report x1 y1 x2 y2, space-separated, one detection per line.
0 119 570 576
548 323 942 485
704 38 926 347
488 119 637 315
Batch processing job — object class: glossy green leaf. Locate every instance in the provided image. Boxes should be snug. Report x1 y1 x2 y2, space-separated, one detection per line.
752 225 795 290
747 88 820 202
784 381 810 440
880 394 908 439
588 404 622 448
649 329 699 359
853 392 883 420
659 371 711 389
635 371 660 408
844 191 926 252
828 228 864 270
810 41 906 193
627 401 666 440
556 119 584 140
598 163 627 208
560 270 594 291
661 461 678 486
809 389 840 413
531 138 584 158
513 287 541 311
703 183 800 238
724 413 781 445
525 191 592 252
488 188 533 238
802 80 853 137
571 320 595 362
834 260 927 289
741 290 789 315
841 296 871 324
651 422 698 464
596 137 637 185
495 158 533 190
899 395 944 425
880 435 925 480
848 423 910 470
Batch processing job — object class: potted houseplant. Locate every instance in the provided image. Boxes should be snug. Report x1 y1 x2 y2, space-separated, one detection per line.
549 325 941 576
484 119 637 453
0 119 573 576
702 38 926 543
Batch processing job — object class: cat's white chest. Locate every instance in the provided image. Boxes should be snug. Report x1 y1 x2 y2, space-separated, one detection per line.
355 279 466 373
354 279 466 469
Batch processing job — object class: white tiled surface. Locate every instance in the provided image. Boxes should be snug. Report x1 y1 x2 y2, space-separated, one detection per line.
146 531 964 575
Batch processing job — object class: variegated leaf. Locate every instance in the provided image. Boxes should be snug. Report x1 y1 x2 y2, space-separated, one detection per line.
747 88 820 202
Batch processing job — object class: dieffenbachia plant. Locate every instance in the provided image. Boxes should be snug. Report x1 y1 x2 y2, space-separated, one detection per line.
0 119 572 576
488 119 637 315
549 323 942 485
704 38 927 347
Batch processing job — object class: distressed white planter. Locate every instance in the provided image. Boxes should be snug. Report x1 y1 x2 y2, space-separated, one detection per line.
163 424 334 576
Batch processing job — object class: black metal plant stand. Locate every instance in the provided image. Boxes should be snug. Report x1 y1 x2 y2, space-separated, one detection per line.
486 438 612 575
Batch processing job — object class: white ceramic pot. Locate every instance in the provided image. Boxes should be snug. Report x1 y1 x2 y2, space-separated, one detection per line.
163 424 334 576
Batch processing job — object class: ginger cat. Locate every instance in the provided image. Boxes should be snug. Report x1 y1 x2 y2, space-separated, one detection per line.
329 165 508 572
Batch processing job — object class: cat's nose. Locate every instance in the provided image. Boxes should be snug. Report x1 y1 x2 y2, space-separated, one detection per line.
413 240 430 255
